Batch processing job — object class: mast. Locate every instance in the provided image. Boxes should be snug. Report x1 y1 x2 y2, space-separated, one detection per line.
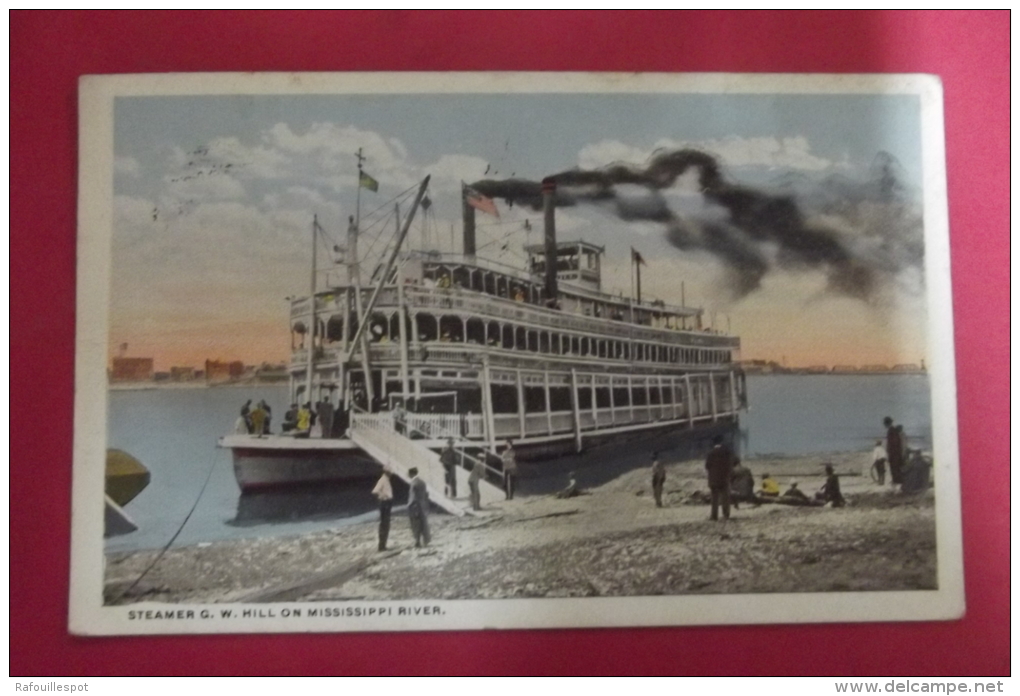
350 147 366 288
346 176 432 382
395 201 411 400
305 215 318 404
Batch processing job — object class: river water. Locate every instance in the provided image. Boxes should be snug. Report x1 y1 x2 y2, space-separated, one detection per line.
105 374 932 553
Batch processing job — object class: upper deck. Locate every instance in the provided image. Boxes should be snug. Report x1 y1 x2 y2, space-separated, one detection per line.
288 250 739 375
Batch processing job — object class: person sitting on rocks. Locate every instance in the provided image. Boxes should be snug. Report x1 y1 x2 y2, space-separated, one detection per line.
555 471 582 499
816 464 846 507
730 457 758 509
759 473 780 497
900 449 931 494
781 480 810 502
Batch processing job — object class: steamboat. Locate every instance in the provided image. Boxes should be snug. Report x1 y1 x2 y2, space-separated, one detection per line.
219 166 746 514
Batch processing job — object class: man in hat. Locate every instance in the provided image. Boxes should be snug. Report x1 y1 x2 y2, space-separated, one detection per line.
782 480 810 502
371 466 394 551
818 464 846 507
704 435 735 521
440 438 458 498
407 467 431 547
651 452 666 508
502 440 519 500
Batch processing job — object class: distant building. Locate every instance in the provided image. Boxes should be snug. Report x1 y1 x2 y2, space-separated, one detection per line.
805 365 829 374
831 365 858 373
154 371 170 382
205 359 246 383
255 363 289 383
893 363 925 373
110 357 154 382
860 364 891 373
170 366 196 381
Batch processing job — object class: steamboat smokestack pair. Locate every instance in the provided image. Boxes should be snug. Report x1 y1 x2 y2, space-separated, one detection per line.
461 178 559 303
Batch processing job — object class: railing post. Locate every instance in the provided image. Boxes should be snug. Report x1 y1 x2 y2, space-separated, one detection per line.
516 369 526 438
570 368 582 453
543 369 552 435
684 373 694 427
608 374 615 426
481 355 496 452
709 373 718 422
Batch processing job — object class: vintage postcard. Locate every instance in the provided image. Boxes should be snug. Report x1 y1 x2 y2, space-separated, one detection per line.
71 72 962 635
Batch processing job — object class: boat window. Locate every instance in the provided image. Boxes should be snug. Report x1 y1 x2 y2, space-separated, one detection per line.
631 386 648 406
548 387 571 412
490 385 518 414
595 387 610 409
486 321 501 347
577 388 592 410
439 315 464 342
325 314 344 343
466 318 485 345
613 387 630 406
527 331 539 352
524 387 546 413
415 313 437 342
662 384 674 404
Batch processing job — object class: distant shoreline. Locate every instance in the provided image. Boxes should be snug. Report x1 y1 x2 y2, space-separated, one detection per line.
107 371 926 393
108 381 288 392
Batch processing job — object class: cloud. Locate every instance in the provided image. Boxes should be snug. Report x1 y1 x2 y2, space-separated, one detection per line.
114 155 140 177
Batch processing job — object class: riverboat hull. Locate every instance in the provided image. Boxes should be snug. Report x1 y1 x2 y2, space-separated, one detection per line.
222 414 739 491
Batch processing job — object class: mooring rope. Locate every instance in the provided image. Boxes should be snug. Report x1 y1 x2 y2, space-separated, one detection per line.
111 446 221 604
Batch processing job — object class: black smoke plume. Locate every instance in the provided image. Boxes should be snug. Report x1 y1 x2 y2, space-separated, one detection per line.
471 148 922 301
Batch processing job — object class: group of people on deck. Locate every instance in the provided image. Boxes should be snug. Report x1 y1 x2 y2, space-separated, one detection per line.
235 400 272 437
236 396 349 439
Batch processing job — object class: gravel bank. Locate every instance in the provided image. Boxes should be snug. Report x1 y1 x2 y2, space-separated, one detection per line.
104 451 936 604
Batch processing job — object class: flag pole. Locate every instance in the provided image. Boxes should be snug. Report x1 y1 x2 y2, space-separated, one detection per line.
306 214 318 403
635 251 642 304
630 248 635 301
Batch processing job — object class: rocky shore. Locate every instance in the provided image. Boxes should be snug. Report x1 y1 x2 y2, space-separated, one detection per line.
104 451 937 604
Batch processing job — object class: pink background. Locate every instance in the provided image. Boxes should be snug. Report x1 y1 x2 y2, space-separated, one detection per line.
11 11 1009 676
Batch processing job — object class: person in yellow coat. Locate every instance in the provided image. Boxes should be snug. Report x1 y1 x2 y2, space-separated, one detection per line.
759 473 780 497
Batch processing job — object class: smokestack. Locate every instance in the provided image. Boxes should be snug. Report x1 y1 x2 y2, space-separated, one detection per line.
462 193 476 259
542 177 558 303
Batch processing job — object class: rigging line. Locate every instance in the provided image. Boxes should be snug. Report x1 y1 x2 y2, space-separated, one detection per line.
474 218 531 228
475 226 523 252
356 181 421 221
359 212 398 261
359 189 421 264
110 448 221 605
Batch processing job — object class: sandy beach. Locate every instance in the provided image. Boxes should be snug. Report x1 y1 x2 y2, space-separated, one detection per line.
104 451 936 605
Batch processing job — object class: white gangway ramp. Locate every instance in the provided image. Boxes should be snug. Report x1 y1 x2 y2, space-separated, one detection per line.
349 413 504 516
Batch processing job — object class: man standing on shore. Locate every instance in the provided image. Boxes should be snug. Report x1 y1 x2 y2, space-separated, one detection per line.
502 440 518 500
884 416 904 485
468 458 484 511
441 438 458 498
371 466 394 551
407 467 431 548
705 435 735 521
650 452 666 508
871 439 888 485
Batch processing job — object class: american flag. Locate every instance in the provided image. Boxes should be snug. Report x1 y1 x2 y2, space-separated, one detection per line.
464 185 499 218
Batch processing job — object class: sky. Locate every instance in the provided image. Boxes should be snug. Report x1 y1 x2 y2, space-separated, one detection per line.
109 87 930 370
